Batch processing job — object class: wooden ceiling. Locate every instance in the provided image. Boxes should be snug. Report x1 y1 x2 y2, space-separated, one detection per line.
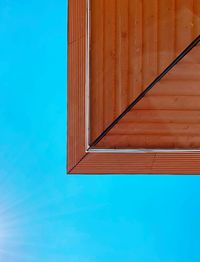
90 0 200 149
95 45 200 149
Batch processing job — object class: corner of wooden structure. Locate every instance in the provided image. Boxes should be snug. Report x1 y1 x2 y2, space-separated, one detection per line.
67 153 88 174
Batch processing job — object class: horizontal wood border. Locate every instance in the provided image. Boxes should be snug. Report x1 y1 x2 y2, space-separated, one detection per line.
67 0 200 174
71 153 200 175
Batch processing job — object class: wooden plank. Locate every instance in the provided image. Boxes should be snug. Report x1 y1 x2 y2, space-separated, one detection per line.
111 123 200 135
148 80 200 96
158 0 175 71
175 0 194 54
90 0 104 141
103 0 117 128
71 153 200 174
121 110 200 123
193 0 200 37
142 0 158 87
67 0 87 172
135 96 200 110
95 135 200 149
116 0 129 114
128 0 143 101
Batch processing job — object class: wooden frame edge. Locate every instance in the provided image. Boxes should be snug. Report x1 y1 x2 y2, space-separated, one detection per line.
67 0 87 172
67 153 88 174
69 152 200 175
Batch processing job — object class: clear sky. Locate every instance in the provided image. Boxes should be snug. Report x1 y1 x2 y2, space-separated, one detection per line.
1 1 200 261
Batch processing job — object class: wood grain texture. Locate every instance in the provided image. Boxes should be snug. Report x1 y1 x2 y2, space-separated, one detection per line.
71 152 200 174
67 0 200 174
90 0 200 142
95 45 200 149
67 0 87 172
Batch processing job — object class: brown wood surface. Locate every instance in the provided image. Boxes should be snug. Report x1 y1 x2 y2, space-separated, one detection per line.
95 45 200 149
67 0 87 172
68 0 200 174
71 152 200 175
90 0 200 142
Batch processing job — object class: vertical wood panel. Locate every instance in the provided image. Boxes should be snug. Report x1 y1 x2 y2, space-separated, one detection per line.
142 0 158 87
90 0 104 141
158 0 175 71
175 0 194 54
116 0 129 114
103 0 116 129
68 0 87 171
193 0 200 37
128 0 143 101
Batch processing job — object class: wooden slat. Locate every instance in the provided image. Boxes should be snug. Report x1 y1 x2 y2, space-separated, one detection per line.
158 0 175 71
142 0 158 87
165 64 200 80
111 123 200 135
121 110 200 123
135 96 200 110
90 0 104 140
67 0 87 172
149 80 200 96
175 0 195 54
71 153 200 174
193 0 200 37
103 0 116 129
71 153 156 174
94 135 200 149
116 0 129 114
182 42 200 63
128 0 143 101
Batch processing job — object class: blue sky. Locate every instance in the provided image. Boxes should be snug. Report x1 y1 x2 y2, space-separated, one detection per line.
1 1 200 261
